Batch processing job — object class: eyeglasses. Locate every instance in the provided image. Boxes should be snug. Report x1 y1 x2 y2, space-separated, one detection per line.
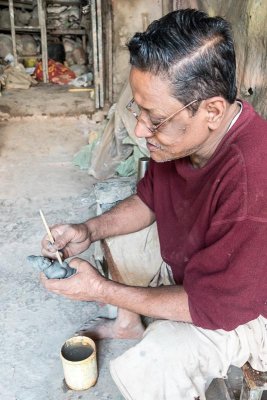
126 98 198 134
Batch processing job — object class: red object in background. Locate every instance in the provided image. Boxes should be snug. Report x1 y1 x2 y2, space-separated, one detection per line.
35 59 76 84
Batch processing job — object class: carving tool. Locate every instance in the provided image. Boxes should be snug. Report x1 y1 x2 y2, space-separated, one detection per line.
39 209 63 265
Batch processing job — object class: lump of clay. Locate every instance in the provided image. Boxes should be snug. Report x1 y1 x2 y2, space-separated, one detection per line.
27 255 76 279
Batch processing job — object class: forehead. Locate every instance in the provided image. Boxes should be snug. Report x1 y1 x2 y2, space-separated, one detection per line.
129 67 175 110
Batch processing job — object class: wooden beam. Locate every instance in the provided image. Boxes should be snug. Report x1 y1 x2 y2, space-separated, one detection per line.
37 0 48 83
8 0 18 66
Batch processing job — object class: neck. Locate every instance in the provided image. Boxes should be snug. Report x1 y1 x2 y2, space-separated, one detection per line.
190 101 241 168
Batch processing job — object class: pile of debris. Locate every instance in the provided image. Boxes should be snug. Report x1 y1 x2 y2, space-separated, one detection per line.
47 4 80 30
0 2 39 29
0 33 39 58
0 33 37 91
0 62 37 91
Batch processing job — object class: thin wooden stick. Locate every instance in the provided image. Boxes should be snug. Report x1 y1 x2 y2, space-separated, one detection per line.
39 209 63 265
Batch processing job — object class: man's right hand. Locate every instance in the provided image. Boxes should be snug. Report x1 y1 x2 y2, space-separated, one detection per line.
41 223 91 260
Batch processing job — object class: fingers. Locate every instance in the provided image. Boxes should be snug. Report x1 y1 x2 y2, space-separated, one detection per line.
51 227 72 251
40 258 89 288
41 224 71 258
40 223 90 260
40 271 70 293
40 258 94 290
41 239 61 255
39 259 93 301
41 242 65 260
39 257 104 302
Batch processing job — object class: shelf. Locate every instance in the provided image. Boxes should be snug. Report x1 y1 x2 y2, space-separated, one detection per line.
14 25 41 31
18 54 42 59
46 28 86 35
0 26 41 32
0 0 33 9
46 0 81 4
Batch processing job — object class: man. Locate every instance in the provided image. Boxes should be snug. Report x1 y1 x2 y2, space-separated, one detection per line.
41 9 267 400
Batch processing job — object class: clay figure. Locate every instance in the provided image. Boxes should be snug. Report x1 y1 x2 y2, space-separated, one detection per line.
27 255 76 279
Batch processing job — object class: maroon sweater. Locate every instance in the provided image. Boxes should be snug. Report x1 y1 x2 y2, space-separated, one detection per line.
137 101 267 331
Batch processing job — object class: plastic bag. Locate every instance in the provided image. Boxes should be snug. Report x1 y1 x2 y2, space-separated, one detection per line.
87 81 148 179
69 72 93 87
0 34 13 58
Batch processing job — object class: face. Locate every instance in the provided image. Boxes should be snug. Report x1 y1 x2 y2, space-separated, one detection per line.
129 67 213 163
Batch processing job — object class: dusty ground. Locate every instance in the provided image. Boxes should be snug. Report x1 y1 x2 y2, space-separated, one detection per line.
0 98 131 399
0 84 258 400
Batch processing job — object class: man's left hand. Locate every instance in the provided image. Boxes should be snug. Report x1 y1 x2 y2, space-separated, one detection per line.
40 258 106 301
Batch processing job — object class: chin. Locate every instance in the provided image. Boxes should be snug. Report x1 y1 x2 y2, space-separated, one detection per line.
149 152 174 163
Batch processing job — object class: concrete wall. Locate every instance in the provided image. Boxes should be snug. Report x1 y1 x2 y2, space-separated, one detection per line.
214 0 267 119
172 0 267 118
111 0 266 118
112 0 163 100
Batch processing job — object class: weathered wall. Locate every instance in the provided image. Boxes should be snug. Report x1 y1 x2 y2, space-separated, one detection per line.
111 0 266 118
172 0 267 117
112 0 163 99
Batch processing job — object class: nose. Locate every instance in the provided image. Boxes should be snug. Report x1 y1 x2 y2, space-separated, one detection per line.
134 119 154 139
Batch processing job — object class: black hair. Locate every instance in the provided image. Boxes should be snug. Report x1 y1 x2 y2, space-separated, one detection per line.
127 9 237 111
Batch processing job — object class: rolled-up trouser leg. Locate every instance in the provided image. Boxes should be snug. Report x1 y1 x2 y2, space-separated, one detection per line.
104 222 166 287
110 316 267 400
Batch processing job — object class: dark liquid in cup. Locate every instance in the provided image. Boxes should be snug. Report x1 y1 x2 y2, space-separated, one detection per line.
62 343 93 362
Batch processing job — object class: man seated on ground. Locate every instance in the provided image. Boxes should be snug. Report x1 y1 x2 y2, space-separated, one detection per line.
41 9 267 400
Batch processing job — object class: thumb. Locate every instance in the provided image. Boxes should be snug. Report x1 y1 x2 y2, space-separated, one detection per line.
69 257 92 272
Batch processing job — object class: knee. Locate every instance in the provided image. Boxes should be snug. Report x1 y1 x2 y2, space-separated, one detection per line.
139 320 196 364
145 320 195 346
109 320 206 400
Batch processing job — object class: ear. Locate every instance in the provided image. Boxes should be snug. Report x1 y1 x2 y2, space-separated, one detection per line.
204 97 227 130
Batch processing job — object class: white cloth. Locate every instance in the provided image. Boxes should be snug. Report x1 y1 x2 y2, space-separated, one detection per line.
110 315 267 400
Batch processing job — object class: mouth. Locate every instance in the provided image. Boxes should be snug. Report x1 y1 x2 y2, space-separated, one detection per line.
146 140 162 152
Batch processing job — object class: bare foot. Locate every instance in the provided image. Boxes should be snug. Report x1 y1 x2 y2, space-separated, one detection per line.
76 317 145 340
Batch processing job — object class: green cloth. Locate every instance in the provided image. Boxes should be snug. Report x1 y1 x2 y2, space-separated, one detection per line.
73 137 99 170
115 136 147 177
73 133 147 177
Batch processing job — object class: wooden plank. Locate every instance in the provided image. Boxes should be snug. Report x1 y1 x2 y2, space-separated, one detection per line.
8 0 18 66
13 26 41 31
47 29 85 35
101 239 124 283
239 363 267 400
242 363 267 390
91 0 99 108
17 55 42 59
96 0 104 108
46 0 80 4
37 0 48 83
105 0 113 103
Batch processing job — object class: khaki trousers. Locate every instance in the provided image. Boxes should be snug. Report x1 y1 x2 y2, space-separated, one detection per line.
104 223 267 400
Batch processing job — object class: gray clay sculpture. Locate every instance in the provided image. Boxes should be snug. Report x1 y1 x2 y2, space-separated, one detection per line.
27 255 76 279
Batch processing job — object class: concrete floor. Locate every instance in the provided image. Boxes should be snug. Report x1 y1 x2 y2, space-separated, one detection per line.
0 86 129 400
0 83 95 119
0 84 263 400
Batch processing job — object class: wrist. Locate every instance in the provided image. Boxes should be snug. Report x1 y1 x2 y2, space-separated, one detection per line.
85 217 100 243
95 275 111 303
83 220 92 243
